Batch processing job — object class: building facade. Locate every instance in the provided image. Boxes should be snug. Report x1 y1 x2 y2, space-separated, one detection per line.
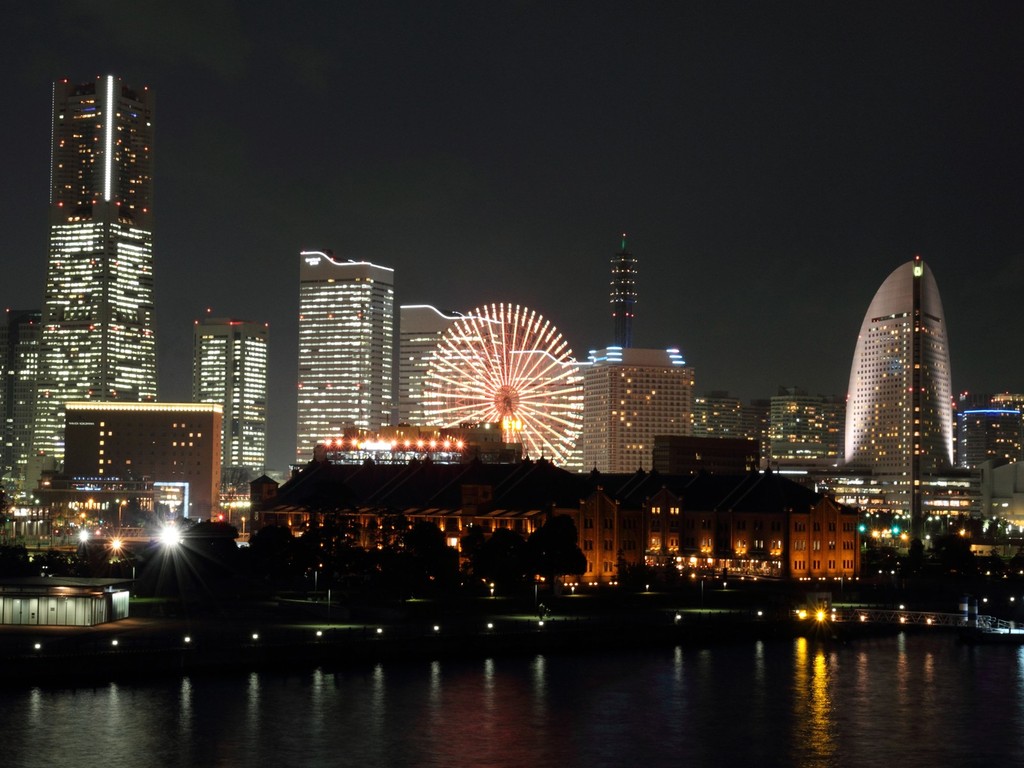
844 255 953 536
34 76 157 469
652 435 760 475
263 460 859 583
957 409 1023 469
192 317 268 475
581 347 694 472
1 310 41 489
692 391 744 438
296 251 394 463
61 402 222 519
769 388 844 468
397 305 460 426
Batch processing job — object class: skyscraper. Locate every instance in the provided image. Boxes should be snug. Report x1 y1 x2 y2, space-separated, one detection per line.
192 317 268 475
957 409 1023 469
33 75 156 467
845 255 953 536
0 309 41 488
768 388 845 468
610 234 637 348
397 305 461 426
296 250 394 463
581 347 694 472
692 391 743 438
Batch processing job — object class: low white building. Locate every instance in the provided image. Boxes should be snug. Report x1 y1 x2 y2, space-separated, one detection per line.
0 578 130 626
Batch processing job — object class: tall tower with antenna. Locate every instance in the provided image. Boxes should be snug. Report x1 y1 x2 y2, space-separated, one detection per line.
33 75 157 470
610 233 637 348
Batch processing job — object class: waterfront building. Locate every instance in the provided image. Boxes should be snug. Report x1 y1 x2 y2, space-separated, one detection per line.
296 251 394 463
58 401 222 519
957 409 1023 469
263 459 858 582
610 234 637 348
581 347 694 473
33 76 157 470
192 317 268 475
0 310 41 489
844 255 953 537
398 305 461 426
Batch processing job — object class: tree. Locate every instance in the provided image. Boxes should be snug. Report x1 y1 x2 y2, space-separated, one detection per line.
475 528 530 593
932 534 977 577
399 521 459 592
0 545 32 577
905 538 925 575
247 524 303 586
527 515 586 584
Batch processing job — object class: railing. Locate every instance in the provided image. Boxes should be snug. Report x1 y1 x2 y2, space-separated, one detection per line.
834 607 1015 630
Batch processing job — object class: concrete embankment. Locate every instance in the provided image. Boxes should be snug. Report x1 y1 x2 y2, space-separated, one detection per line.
0 611 809 687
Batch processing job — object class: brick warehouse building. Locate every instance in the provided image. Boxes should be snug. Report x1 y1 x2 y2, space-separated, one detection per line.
259 458 860 583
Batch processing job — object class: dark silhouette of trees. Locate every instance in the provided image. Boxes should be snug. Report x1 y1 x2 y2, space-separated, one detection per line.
0 545 33 577
932 534 977 577
397 521 460 593
527 515 586 584
474 528 530 593
247 525 304 586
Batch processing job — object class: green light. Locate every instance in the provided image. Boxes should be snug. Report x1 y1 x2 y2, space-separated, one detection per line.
913 263 923 277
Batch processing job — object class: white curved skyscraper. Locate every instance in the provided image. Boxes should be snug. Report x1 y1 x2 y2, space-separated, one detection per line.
844 255 953 535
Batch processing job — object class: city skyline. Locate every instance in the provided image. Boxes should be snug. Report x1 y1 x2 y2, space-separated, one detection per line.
3 3 1023 472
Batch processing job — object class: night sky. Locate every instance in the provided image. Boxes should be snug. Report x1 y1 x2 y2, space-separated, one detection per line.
3 1 1024 471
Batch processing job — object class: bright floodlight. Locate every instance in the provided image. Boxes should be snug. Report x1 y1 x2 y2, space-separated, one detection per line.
78 529 90 543
110 537 123 551
160 526 181 546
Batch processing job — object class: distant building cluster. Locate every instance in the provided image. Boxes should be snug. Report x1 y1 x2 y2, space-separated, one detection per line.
3 74 1022 579
1 76 268 526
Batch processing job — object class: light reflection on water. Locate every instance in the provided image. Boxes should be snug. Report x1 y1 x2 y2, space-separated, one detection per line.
3 634 1024 768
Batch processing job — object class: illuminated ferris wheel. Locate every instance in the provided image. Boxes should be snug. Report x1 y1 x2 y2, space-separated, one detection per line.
421 303 583 467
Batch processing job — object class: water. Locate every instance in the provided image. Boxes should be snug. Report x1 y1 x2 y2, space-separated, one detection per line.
4 633 1023 767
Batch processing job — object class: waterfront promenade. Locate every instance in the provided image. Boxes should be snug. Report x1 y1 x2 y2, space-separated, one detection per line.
0 582 973 688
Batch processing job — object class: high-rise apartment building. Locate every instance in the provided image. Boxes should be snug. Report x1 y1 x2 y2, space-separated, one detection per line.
398 305 460 426
192 317 268 475
845 255 953 536
957 409 1023 469
1 310 41 488
692 391 743 438
581 347 694 472
33 76 156 468
741 398 771 464
296 251 394 463
610 234 637 349
769 388 845 467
